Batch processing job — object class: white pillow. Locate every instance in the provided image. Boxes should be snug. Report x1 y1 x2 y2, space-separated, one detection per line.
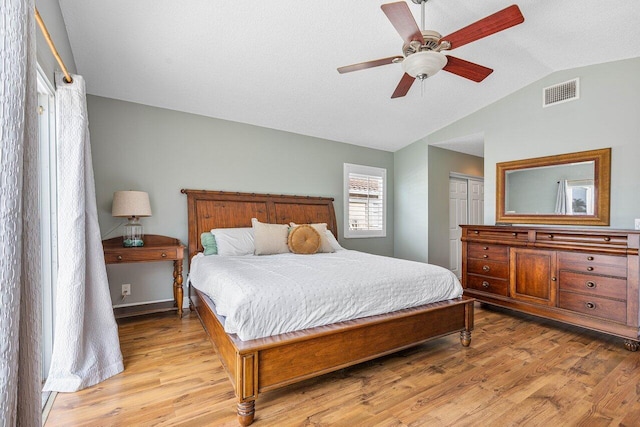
210 227 254 256
252 218 290 255
324 229 344 251
290 222 335 253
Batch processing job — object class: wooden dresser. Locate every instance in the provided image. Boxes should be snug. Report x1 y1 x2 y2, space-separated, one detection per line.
460 225 640 351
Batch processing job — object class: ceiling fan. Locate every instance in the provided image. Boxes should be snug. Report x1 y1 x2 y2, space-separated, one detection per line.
337 0 525 98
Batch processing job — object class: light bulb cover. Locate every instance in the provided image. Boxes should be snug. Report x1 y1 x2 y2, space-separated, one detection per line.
402 51 447 80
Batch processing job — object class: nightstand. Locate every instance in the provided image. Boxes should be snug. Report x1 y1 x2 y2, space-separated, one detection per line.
103 234 186 318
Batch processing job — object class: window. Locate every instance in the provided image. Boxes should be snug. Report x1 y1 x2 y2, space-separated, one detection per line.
343 163 386 238
37 66 58 393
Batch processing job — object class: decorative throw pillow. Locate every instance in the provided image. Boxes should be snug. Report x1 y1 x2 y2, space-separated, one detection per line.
252 218 290 255
288 224 321 254
289 222 335 253
200 232 217 255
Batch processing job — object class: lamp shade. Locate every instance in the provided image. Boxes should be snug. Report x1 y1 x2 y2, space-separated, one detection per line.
112 191 152 218
402 51 447 80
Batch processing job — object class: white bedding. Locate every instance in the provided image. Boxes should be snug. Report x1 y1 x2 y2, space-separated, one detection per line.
189 250 463 340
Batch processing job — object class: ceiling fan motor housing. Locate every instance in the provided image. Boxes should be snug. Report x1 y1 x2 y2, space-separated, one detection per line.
402 30 450 57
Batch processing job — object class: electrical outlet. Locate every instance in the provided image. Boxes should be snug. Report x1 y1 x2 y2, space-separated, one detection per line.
121 283 131 296
635 219 640 230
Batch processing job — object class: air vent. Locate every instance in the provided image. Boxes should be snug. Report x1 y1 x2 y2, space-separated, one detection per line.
543 78 579 107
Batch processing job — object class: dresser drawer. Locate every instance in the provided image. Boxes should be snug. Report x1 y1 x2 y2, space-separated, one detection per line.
468 243 508 262
558 271 627 300
467 259 509 279
557 252 627 278
104 248 179 263
466 274 508 296
535 232 628 247
466 228 527 241
558 291 626 323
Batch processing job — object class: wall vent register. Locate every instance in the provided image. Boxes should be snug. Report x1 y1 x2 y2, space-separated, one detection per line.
543 78 580 107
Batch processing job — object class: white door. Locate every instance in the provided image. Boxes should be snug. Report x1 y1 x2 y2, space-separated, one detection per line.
468 179 484 225
449 178 468 278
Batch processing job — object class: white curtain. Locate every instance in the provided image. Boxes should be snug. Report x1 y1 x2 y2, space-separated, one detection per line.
554 179 569 214
0 0 42 425
43 73 124 392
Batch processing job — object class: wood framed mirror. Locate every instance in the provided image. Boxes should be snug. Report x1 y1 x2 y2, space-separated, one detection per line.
496 148 611 225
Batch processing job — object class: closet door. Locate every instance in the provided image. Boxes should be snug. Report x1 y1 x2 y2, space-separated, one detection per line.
449 178 468 278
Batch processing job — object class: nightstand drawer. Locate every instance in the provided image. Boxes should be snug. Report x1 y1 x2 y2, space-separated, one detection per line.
467 259 509 279
559 271 626 300
468 243 508 262
558 292 626 323
105 248 179 263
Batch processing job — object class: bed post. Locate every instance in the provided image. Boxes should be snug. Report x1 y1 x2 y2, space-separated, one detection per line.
236 351 259 425
460 298 474 347
237 400 255 426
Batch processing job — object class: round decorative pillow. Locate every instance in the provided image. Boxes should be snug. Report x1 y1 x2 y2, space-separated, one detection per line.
288 224 321 254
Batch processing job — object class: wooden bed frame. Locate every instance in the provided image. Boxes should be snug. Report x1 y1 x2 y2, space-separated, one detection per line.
181 189 475 426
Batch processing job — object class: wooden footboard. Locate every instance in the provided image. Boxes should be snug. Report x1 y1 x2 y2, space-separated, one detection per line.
191 286 474 426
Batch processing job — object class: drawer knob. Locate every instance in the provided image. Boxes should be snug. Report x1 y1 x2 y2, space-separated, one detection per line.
482 255 488 259
117 255 122 261
483 246 489 250
604 237 611 242
551 277 557 281
587 266 594 271
512 232 517 236
585 302 596 310
161 253 167 258
482 265 490 272
482 281 490 288
548 234 554 239
587 256 594 261
586 281 596 288
474 230 479 234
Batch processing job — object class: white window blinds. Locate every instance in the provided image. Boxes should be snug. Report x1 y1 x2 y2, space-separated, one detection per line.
343 163 386 238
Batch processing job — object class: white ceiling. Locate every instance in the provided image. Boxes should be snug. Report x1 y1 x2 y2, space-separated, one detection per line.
58 0 640 153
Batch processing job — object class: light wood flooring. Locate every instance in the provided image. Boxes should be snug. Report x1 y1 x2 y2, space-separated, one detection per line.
45 303 640 426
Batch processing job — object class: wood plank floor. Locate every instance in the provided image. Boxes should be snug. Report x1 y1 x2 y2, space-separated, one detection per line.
45 304 640 426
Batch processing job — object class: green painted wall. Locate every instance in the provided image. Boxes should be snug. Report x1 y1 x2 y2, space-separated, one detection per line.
427 146 483 268
394 138 429 262
429 57 640 229
394 57 640 263
88 95 394 306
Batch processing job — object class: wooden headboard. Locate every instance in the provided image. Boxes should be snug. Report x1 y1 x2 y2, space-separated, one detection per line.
181 189 337 262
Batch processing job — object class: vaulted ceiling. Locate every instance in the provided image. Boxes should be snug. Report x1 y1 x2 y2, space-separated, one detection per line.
59 0 640 152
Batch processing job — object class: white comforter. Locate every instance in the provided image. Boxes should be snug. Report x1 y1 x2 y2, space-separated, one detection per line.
189 250 463 340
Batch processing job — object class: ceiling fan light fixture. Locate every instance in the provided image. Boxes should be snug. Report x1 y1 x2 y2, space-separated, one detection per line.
402 51 447 80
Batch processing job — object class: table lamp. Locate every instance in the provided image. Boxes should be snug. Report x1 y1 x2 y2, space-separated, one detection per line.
112 190 152 247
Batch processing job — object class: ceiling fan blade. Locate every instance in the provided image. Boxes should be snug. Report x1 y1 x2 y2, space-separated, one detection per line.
442 5 524 50
391 73 416 98
443 56 493 82
381 2 423 44
337 56 403 74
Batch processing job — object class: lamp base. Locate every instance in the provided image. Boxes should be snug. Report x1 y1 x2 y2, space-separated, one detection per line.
123 217 144 247
123 239 144 248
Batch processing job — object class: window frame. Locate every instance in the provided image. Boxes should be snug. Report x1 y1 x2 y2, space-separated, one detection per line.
343 163 387 239
37 66 58 384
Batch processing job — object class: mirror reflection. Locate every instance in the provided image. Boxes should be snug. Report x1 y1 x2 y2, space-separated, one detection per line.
505 161 594 215
496 148 610 226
